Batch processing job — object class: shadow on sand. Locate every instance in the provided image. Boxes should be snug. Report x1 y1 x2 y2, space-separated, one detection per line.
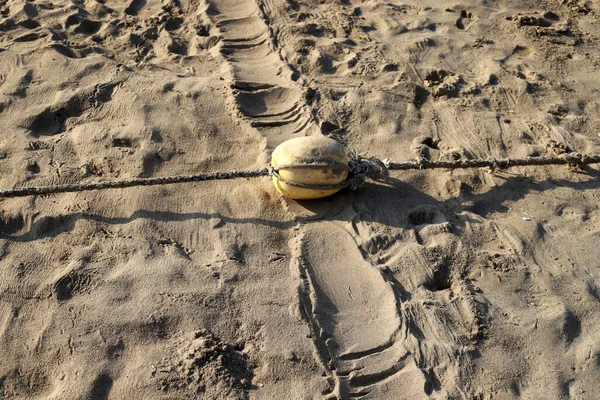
2 167 599 242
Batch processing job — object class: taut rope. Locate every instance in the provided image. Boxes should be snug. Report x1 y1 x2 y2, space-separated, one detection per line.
0 153 598 198
0 170 270 198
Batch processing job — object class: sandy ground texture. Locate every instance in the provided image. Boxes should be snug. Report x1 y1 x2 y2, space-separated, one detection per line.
1 0 600 398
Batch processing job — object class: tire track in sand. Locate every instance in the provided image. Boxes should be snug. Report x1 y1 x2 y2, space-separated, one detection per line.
207 2 453 397
207 0 319 148
207 2 436 397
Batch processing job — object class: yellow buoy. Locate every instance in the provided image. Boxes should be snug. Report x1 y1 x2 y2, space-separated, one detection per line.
271 136 350 199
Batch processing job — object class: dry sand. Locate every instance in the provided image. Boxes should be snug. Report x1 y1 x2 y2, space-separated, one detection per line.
1 0 600 398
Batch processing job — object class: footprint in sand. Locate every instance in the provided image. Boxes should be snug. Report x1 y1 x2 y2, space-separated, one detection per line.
455 10 476 31
124 0 146 17
298 221 430 399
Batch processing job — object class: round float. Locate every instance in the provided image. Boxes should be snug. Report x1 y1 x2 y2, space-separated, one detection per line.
270 136 349 200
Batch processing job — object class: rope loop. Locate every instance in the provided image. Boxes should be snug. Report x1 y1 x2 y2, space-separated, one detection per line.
269 168 348 190
269 156 390 191
489 158 499 172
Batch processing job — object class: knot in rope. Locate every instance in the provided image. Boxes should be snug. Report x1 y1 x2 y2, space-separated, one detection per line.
558 152 584 168
347 157 390 190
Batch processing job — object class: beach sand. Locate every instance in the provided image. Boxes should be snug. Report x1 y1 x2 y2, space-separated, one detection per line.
1 0 599 398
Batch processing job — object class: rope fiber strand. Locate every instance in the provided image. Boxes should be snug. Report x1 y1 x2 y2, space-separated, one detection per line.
0 153 599 198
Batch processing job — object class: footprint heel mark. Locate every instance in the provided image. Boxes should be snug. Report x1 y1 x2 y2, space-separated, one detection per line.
298 222 426 397
87 373 113 400
19 19 41 30
14 32 47 42
52 262 94 301
563 309 582 346
124 0 146 16
50 44 80 59
455 10 475 31
64 13 102 35
0 211 26 236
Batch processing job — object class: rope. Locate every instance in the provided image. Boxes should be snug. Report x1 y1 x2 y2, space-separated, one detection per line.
0 153 598 198
385 153 600 171
0 169 270 198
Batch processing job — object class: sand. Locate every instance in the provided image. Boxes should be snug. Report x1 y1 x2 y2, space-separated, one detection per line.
1 0 599 398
